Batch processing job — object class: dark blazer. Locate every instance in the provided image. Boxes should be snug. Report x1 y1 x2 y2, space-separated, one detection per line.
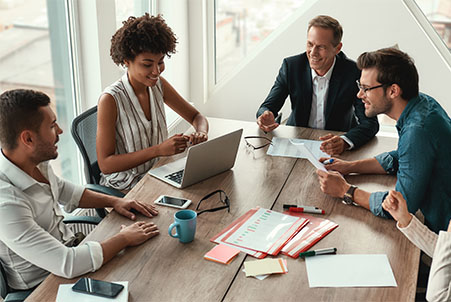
256 51 379 148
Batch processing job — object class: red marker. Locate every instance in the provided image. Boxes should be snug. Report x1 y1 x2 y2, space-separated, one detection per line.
289 207 325 214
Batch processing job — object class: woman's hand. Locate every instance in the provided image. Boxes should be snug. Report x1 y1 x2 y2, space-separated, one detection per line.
382 190 412 228
157 134 189 156
188 132 208 145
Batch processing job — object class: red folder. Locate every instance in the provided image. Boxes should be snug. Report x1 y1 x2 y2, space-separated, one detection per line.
281 211 338 258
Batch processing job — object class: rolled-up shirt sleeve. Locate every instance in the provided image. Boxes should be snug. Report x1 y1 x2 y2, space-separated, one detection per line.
368 151 398 218
0 200 103 279
55 173 85 213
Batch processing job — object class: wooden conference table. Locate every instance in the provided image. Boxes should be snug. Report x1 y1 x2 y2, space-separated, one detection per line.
28 118 419 302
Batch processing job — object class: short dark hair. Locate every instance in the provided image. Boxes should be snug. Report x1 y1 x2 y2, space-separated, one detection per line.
0 89 50 150
110 13 177 66
308 15 343 47
357 48 419 100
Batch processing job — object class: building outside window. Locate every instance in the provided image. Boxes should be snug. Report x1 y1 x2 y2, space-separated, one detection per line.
0 0 79 182
215 0 305 83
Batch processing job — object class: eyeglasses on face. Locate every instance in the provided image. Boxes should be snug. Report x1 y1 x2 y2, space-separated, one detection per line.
356 80 387 95
244 136 273 150
196 189 230 215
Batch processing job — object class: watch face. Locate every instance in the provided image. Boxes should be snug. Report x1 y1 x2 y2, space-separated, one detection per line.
342 194 353 205
342 199 352 205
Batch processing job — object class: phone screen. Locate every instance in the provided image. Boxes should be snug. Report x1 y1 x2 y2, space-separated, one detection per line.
160 196 188 206
72 278 124 298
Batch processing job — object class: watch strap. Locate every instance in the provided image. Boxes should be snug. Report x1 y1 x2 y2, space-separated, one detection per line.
343 185 357 205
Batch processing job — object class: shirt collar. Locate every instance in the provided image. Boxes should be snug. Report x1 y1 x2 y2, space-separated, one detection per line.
0 149 45 190
396 94 422 131
311 57 336 81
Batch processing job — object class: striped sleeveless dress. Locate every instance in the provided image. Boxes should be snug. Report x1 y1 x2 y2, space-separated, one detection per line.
99 72 168 191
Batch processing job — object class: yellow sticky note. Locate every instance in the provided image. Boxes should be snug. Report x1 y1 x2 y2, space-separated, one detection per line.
244 258 286 277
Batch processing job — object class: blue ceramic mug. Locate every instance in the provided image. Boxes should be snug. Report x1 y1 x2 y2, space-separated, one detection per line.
168 209 197 243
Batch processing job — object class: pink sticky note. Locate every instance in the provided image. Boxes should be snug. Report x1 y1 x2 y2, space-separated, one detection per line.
204 244 241 264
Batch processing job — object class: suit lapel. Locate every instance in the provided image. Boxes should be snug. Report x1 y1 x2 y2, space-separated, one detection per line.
301 61 313 126
324 55 341 122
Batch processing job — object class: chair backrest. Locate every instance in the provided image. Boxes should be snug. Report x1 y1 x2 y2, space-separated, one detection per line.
1 261 9 298
71 106 101 185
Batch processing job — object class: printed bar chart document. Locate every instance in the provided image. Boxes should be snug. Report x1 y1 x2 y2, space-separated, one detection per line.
223 208 308 255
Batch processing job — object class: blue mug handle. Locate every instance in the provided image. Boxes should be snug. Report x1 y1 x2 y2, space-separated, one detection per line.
168 222 181 239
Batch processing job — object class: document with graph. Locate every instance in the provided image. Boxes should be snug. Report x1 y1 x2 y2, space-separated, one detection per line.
222 208 308 255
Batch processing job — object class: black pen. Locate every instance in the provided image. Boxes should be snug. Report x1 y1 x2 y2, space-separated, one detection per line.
299 247 337 258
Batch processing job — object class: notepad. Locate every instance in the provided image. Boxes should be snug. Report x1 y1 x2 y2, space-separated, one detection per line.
204 244 240 264
243 258 288 277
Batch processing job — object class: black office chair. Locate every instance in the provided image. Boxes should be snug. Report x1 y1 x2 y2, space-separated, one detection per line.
0 217 100 302
71 106 125 218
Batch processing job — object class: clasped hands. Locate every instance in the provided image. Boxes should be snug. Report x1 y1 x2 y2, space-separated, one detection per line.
257 110 349 155
158 131 208 156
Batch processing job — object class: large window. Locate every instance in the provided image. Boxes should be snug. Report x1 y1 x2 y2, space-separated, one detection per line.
416 0 451 51
0 0 79 182
215 0 305 83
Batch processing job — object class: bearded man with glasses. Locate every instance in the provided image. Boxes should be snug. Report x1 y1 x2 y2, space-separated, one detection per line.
317 47 451 234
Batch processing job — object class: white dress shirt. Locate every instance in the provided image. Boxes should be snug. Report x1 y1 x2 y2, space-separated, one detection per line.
398 214 451 301
308 59 354 149
0 151 103 290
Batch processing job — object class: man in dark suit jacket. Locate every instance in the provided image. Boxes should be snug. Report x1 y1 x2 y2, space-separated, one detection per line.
257 15 379 155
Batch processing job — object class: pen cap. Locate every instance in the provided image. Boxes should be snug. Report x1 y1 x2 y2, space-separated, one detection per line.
283 204 298 209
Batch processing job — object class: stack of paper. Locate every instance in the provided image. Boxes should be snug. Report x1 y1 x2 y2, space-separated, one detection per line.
204 244 241 264
243 258 288 278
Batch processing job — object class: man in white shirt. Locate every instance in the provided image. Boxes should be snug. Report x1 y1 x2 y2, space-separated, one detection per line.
0 89 159 291
256 15 379 155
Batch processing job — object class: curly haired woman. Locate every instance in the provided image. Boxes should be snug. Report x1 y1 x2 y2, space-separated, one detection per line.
97 14 208 191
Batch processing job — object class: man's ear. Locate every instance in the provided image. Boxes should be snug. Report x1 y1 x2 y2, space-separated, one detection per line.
18 130 35 149
388 84 402 99
335 42 343 55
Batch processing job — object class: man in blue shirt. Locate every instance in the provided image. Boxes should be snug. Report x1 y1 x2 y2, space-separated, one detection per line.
317 47 451 233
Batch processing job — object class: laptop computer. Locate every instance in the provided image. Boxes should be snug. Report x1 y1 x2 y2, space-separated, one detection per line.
148 128 243 188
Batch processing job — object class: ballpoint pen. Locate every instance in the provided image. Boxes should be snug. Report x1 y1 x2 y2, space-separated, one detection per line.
299 247 337 258
288 207 325 214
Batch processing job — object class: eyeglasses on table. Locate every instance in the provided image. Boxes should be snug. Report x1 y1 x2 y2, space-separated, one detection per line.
196 189 230 215
244 136 273 150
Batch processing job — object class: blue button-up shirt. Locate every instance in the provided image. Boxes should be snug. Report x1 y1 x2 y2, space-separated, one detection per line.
369 93 451 233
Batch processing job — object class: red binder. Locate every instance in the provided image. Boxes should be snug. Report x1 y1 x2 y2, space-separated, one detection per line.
281 211 338 258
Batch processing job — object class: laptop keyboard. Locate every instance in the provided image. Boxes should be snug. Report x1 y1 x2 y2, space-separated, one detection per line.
165 169 184 184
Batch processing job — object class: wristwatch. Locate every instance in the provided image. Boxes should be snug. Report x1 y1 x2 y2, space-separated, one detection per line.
343 185 358 205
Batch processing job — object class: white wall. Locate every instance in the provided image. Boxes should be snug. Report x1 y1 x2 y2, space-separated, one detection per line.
194 0 451 121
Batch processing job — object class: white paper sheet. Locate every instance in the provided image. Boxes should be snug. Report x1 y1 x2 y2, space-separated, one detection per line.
267 137 328 159
293 143 327 171
56 281 128 302
305 254 397 287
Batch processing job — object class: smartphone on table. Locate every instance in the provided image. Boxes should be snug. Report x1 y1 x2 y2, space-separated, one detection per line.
72 278 124 298
154 195 192 209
